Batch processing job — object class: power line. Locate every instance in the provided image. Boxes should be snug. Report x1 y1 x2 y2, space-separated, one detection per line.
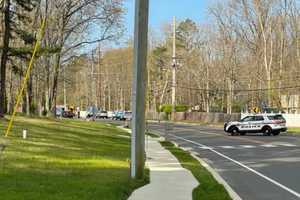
175 85 300 93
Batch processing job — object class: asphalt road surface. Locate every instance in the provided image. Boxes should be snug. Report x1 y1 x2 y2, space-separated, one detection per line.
147 122 300 200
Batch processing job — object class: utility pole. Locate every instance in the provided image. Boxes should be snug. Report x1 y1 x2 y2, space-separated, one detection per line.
131 0 149 179
98 43 102 110
63 66 67 108
91 53 97 109
171 16 177 121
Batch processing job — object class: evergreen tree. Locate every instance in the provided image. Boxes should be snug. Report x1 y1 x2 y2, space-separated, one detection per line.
0 0 39 117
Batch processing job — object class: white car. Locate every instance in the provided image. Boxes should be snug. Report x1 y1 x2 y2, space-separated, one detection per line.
124 111 132 121
107 111 115 119
224 114 287 136
96 111 108 119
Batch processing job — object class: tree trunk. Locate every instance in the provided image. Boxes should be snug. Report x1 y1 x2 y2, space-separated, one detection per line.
227 78 232 114
45 57 51 116
7 67 13 114
50 52 62 116
0 0 11 117
206 64 210 113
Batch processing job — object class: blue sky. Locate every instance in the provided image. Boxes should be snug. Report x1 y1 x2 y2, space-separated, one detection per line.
124 0 213 37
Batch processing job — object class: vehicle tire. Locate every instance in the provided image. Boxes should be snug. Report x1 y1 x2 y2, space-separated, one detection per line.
224 123 228 132
272 131 280 136
230 127 239 136
262 126 272 136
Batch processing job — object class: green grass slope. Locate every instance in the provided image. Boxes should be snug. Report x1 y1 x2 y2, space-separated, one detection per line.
0 117 148 200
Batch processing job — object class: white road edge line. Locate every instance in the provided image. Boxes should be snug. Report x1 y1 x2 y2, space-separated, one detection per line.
169 140 242 200
171 134 300 199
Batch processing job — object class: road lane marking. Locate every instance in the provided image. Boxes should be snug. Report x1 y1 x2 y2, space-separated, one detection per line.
171 134 300 199
178 126 298 146
278 143 297 147
170 125 269 145
152 123 283 146
206 144 297 150
261 144 277 148
181 147 194 151
200 132 267 144
239 145 256 148
198 146 213 150
219 146 236 149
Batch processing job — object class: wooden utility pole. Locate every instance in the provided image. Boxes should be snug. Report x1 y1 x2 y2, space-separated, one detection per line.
171 16 177 121
131 0 149 179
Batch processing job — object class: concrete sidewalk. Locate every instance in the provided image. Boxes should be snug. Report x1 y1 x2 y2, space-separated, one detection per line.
128 137 198 200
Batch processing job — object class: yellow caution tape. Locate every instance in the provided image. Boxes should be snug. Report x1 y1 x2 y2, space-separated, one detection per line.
5 18 46 137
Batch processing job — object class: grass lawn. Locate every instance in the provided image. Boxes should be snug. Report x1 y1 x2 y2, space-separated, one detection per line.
0 116 148 200
160 141 231 200
288 127 300 135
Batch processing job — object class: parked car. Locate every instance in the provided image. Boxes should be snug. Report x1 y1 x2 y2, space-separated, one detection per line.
62 111 75 118
224 114 287 136
86 106 98 118
96 111 108 119
56 107 63 117
114 111 126 120
107 111 115 119
124 111 132 121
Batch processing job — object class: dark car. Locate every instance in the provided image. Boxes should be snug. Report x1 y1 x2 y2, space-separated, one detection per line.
62 111 75 118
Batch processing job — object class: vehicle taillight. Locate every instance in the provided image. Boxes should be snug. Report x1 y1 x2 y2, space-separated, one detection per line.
272 120 285 124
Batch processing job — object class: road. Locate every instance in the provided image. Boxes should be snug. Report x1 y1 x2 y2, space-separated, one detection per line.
147 122 300 200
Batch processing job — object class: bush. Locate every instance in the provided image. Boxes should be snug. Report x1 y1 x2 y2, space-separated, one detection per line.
232 101 243 113
160 104 172 114
175 104 189 112
158 104 189 113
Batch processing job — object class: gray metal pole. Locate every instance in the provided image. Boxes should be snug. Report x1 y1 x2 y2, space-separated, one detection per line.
171 16 176 121
131 0 149 179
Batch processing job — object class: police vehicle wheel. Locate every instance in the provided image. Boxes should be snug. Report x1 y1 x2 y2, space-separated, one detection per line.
263 127 272 136
231 127 239 136
272 131 280 136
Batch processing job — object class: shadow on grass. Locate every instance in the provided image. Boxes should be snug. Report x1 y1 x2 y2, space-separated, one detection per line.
0 117 148 200
161 141 231 200
0 166 147 200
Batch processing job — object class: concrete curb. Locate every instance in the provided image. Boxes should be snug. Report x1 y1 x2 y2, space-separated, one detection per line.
116 126 131 134
170 139 242 200
155 132 242 200
190 154 242 200
282 132 300 137
116 125 242 200
147 120 223 129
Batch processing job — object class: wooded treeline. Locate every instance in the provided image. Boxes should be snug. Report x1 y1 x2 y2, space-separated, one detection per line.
70 0 300 114
1 0 300 117
0 0 124 117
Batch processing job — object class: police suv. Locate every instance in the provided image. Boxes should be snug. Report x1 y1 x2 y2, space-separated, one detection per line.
224 114 287 136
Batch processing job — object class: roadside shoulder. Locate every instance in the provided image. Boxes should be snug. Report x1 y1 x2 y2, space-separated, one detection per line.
160 137 240 200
